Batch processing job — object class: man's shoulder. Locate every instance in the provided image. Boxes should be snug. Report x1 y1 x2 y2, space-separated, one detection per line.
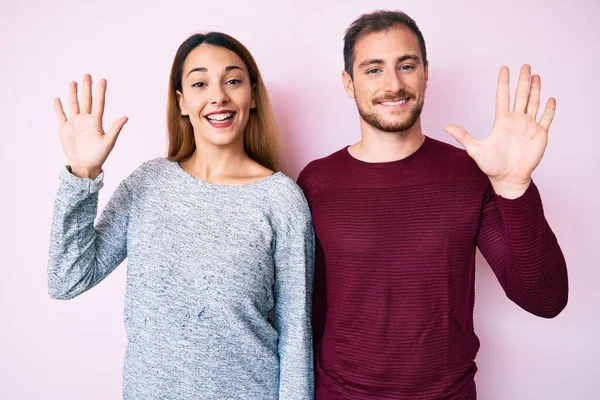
425 136 480 166
424 136 489 184
425 136 468 157
299 147 349 178
297 147 348 192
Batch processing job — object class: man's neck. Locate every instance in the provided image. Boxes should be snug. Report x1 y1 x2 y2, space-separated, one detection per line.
348 119 425 163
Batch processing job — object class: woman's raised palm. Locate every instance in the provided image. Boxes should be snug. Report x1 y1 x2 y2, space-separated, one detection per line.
54 74 128 177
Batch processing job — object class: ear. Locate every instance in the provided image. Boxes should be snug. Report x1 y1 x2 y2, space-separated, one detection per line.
177 90 189 116
342 70 355 99
424 61 429 89
250 83 257 110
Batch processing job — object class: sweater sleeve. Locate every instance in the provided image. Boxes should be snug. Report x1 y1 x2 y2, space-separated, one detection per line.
47 167 131 300
476 181 568 318
272 197 315 400
296 165 327 353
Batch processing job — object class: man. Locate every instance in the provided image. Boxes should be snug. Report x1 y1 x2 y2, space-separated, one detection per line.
297 10 568 400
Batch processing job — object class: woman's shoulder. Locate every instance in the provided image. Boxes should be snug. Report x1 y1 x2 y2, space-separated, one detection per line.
261 172 311 217
242 160 307 207
132 157 174 175
123 157 174 187
135 157 171 173
266 172 306 198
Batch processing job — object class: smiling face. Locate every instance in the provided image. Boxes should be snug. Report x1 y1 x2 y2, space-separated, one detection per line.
343 25 429 134
177 44 256 148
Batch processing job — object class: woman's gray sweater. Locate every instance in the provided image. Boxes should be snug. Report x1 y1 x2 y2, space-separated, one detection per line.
47 158 315 399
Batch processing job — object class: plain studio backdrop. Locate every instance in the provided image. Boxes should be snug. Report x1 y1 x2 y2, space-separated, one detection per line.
1 0 598 398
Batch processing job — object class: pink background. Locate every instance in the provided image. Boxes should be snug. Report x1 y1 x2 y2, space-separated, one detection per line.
1 0 598 398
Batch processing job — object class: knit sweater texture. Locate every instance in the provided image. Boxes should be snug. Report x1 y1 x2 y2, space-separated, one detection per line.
48 158 315 400
297 136 568 400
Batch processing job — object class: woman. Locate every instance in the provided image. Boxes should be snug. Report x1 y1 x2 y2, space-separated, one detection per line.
48 32 314 399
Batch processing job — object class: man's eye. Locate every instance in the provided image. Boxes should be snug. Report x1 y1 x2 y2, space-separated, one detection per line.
366 68 381 75
400 65 414 71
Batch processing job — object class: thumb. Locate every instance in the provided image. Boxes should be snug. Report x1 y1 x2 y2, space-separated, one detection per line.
107 117 129 144
444 124 479 153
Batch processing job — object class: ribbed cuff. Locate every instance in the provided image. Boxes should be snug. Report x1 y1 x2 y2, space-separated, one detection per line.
495 180 542 216
495 181 546 245
59 166 104 194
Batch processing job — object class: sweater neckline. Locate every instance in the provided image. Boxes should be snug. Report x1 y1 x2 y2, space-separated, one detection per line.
169 160 282 189
340 135 431 168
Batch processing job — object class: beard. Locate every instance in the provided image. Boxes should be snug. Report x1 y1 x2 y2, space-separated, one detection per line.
356 90 425 134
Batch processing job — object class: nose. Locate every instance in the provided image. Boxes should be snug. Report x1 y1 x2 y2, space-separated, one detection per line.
210 84 229 106
383 69 404 94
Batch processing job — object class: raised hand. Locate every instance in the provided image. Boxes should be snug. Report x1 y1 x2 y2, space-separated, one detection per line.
54 74 128 179
444 65 556 199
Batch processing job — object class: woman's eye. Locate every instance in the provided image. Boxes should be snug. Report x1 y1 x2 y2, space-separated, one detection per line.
192 82 207 88
226 79 242 85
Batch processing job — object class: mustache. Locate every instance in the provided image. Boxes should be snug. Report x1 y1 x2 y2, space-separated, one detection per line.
372 91 414 105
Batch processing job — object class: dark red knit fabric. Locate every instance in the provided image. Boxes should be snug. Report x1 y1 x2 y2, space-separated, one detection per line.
297 136 568 400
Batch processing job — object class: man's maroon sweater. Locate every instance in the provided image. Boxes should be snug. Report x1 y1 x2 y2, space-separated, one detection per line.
297 136 568 399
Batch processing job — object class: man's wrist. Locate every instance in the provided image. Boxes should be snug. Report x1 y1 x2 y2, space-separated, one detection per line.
489 178 531 199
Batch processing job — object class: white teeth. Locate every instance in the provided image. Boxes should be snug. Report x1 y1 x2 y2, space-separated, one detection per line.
381 99 408 106
207 112 234 121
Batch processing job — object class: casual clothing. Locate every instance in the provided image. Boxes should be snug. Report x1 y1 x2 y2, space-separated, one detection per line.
48 158 315 400
297 136 568 400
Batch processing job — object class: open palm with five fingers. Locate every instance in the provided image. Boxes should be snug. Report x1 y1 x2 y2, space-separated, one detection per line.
54 74 128 179
444 64 556 199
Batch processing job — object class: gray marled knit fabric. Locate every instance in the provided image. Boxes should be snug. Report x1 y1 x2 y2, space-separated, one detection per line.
47 158 315 400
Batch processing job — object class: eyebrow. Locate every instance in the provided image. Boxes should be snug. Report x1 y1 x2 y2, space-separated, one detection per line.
357 55 421 69
186 65 243 77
